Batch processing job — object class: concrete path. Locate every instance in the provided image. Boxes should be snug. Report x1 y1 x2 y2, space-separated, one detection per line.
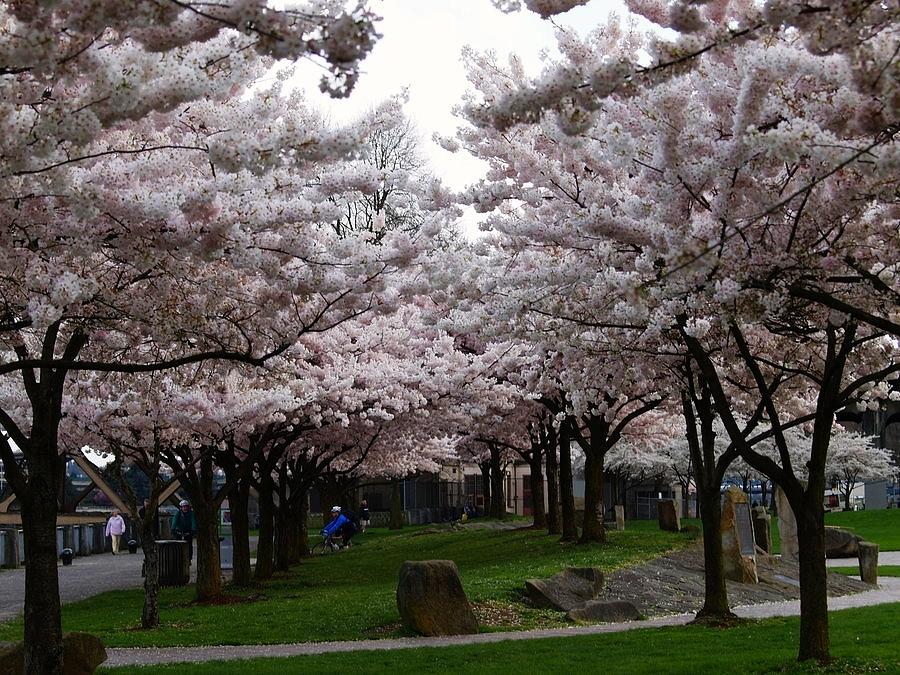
105 577 900 668
826 551 900 567
0 537 256 622
0 552 147 622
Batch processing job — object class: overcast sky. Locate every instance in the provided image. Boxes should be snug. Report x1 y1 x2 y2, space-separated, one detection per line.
290 0 622 191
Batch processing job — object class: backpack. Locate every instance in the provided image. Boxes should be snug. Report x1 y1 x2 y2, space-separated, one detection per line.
341 508 359 527
338 512 358 538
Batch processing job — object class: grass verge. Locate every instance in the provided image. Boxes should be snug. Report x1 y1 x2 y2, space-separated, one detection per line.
830 565 900 578
101 602 900 674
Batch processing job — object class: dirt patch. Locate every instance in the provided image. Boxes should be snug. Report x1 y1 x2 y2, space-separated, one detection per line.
367 622 404 636
472 600 524 627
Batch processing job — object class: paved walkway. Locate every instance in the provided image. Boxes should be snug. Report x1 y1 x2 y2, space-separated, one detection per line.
105 577 900 668
0 552 147 622
0 536 257 622
826 551 900 567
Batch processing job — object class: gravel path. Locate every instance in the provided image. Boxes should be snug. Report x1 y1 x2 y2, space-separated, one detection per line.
105 577 900 668
601 545 872 617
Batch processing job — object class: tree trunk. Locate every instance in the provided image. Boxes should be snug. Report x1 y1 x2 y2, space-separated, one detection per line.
193 500 222 601
681 481 690 518
695 479 733 621
274 498 295 571
20 486 63 674
140 534 160 628
683 387 734 624
796 494 830 662
389 478 404 529
229 479 251 587
254 481 275 581
579 449 606 544
609 471 621 508
296 492 310 558
545 441 561 535
528 450 547 529
479 462 491 516
559 424 577 541
489 446 505 519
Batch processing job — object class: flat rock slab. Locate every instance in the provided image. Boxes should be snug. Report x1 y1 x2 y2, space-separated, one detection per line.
396 560 478 636
824 526 861 559
567 600 641 623
525 567 604 611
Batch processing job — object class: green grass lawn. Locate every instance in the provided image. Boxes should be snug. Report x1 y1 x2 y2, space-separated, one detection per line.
830 565 900 578
824 510 900 550
0 521 695 648
102 602 900 674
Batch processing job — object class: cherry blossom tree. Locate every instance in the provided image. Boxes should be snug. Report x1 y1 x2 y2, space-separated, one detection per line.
826 430 895 512
453 10 898 659
0 3 387 668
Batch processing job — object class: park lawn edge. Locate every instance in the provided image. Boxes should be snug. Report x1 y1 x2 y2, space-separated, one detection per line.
98 602 900 674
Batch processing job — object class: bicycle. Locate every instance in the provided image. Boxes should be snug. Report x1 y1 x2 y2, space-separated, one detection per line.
310 533 345 555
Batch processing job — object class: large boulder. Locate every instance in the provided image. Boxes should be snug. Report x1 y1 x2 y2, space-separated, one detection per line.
858 541 879 585
775 486 799 562
524 567 604 611
567 600 641 623
752 506 772 554
657 500 680 532
0 632 106 674
720 486 758 584
824 526 862 558
0 641 23 675
63 632 108 674
396 560 478 636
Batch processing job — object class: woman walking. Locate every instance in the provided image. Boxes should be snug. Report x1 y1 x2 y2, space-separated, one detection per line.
105 509 126 555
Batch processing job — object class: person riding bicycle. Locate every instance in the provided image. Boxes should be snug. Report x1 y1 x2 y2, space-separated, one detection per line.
171 499 197 563
321 505 357 548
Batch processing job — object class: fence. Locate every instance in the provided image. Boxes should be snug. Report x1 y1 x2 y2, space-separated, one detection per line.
1 524 112 567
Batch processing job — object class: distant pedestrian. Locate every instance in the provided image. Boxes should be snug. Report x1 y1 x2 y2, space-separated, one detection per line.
171 500 197 562
105 509 126 555
358 499 371 533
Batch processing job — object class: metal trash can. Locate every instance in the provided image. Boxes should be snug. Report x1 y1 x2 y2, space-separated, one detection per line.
60 548 74 566
127 539 138 554
156 540 189 586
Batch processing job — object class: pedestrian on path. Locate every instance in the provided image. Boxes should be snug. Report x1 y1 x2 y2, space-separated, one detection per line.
359 499 370 533
106 509 126 555
172 500 197 563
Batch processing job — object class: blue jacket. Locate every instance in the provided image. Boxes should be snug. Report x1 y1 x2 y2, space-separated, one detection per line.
322 513 349 536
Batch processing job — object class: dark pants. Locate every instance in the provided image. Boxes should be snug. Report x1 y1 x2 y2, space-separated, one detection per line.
340 525 356 547
177 532 194 562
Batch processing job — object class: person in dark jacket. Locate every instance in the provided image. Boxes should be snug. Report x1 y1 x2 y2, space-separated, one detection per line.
171 500 197 562
359 499 370 533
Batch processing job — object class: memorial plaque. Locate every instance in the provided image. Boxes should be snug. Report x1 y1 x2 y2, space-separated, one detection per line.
735 502 755 556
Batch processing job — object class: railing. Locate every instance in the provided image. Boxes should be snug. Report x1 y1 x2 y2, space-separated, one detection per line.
1 524 113 567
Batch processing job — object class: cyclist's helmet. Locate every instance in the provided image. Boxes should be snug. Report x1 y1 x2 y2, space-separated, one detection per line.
330 506 341 513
